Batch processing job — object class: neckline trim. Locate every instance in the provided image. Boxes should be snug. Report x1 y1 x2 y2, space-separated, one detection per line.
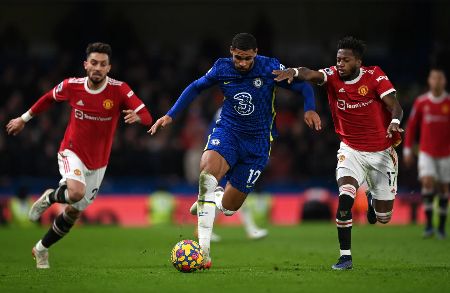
343 68 363 84
84 76 108 94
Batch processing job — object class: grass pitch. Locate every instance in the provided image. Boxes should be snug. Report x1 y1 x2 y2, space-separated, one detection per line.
0 223 449 293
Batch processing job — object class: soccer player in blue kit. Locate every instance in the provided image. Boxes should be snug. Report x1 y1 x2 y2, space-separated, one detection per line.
149 33 321 269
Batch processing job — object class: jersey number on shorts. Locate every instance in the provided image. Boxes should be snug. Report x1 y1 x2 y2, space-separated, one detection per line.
247 169 261 185
387 172 396 186
90 188 99 201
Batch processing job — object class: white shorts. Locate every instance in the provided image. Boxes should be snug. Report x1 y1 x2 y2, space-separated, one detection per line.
418 152 450 183
336 142 398 201
58 149 106 211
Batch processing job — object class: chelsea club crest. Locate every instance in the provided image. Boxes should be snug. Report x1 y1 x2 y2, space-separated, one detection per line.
253 78 263 88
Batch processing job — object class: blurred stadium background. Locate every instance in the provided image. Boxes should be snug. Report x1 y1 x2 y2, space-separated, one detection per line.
1 0 449 227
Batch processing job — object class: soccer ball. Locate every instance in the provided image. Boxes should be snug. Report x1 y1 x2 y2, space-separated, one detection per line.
171 240 204 273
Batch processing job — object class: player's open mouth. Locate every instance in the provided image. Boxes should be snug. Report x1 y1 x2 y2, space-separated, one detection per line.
338 70 345 75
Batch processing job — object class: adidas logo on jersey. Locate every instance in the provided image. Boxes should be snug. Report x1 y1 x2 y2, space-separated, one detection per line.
77 100 84 106
339 88 345 93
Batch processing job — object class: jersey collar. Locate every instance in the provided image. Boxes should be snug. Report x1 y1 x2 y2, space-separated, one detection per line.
84 76 108 94
428 91 448 103
343 68 363 85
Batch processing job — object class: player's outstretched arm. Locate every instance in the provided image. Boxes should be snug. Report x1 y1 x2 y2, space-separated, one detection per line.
383 93 404 138
148 115 173 135
6 110 34 136
273 67 324 84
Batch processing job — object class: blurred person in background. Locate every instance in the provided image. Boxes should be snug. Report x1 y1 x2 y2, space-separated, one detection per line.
6 43 153 268
403 68 450 239
149 33 321 269
7 187 38 227
274 36 404 270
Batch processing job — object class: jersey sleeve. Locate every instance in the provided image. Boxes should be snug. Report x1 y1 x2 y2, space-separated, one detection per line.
120 82 146 113
318 67 337 89
53 79 70 102
403 98 422 154
166 61 220 118
198 60 220 90
372 67 395 99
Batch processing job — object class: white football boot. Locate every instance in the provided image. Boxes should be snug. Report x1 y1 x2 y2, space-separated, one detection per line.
199 247 212 270
29 189 53 222
32 247 50 269
247 228 269 240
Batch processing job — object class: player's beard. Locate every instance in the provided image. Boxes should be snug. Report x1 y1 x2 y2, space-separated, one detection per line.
341 66 358 81
89 74 105 85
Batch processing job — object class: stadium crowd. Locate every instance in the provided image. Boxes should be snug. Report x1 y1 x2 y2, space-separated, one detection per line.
0 11 448 192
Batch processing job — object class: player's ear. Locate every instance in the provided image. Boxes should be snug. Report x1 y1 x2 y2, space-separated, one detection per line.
84 61 88 70
254 48 258 56
356 59 362 67
230 46 234 55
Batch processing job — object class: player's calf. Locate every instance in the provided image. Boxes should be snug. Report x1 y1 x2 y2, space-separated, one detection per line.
197 171 218 260
336 184 356 256
438 192 449 235
422 190 434 229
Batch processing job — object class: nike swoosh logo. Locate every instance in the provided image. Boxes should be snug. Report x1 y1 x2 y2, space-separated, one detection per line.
246 185 253 188
224 81 231 84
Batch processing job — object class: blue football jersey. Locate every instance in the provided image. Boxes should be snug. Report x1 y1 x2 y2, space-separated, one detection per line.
200 55 293 140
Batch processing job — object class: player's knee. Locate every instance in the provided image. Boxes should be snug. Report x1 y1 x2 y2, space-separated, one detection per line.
375 210 393 224
68 188 86 203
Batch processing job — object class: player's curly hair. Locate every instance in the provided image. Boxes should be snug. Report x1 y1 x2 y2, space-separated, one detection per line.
232 33 257 51
337 36 366 60
86 42 112 61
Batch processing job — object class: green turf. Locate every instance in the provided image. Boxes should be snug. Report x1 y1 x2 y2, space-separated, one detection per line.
0 223 449 293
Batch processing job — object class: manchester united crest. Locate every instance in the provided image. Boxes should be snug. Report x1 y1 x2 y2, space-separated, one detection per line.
358 85 369 96
103 99 114 110
339 155 346 163
442 104 449 114
253 78 263 88
74 169 81 176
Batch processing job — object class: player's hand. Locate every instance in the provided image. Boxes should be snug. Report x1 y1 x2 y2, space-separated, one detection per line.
6 117 26 136
148 115 172 135
304 110 321 130
403 153 415 168
386 122 404 138
123 110 141 124
272 68 295 84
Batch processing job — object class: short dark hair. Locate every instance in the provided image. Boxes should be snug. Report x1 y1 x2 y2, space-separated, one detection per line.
232 33 257 51
86 42 112 61
337 36 366 60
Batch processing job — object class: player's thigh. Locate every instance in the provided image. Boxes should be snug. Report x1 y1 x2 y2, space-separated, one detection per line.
57 149 87 188
335 143 365 187
71 166 106 211
436 155 450 184
203 127 238 181
365 147 397 201
200 150 231 182
418 152 438 181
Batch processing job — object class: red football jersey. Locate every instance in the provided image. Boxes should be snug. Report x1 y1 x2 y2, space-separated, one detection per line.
404 92 450 158
319 66 401 152
51 76 146 170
